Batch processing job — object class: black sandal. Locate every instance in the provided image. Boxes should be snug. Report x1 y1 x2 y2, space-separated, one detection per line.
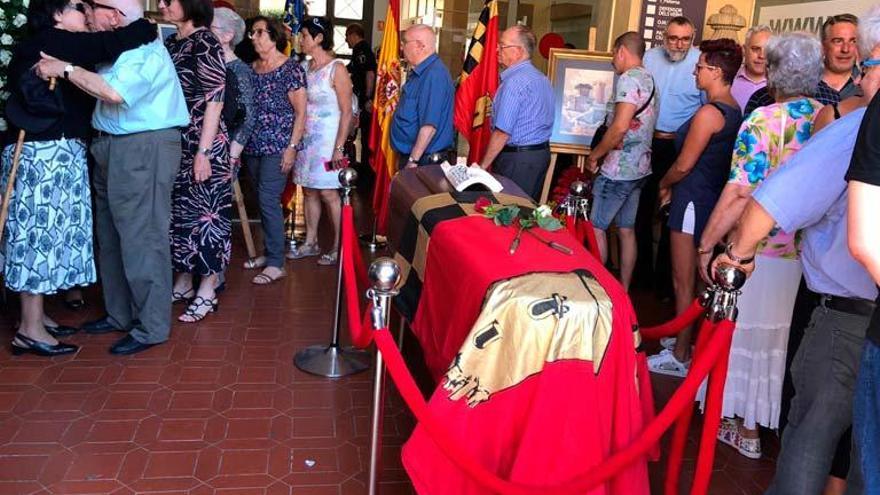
178 296 218 323
172 287 195 304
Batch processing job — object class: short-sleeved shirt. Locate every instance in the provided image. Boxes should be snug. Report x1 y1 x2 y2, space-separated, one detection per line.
728 97 822 259
600 66 657 181
743 78 857 117
348 39 377 110
754 107 875 302
846 91 880 345
730 68 766 114
244 57 307 156
92 39 190 135
390 53 455 155
643 46 703 132
492 60 554 146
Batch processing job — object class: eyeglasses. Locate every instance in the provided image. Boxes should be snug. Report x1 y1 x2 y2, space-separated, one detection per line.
860 58 880 77
400 38 419 48
498 43 522 51
666 35 693 44
65 2 88 14
248 27 269 39
93 1 126 17
695 63 720 71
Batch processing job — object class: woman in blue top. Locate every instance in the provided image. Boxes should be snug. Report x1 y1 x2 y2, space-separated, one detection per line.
649 39 743 376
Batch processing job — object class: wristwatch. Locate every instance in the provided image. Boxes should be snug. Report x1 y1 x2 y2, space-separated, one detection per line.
288 141 304 152
407 155 419 164
63 64 75 80
335 145 345 153
197 146 211 157
724 242 755 265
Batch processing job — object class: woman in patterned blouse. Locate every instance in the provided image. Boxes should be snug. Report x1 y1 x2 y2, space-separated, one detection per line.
160 0 231 322
697 32 824 460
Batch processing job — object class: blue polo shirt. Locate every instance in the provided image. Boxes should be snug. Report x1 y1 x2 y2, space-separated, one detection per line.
493 60 554 145
643 46 703 132
390 53 454 154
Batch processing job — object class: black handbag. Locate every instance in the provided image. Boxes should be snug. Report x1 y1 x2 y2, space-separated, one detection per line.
589 82 656 152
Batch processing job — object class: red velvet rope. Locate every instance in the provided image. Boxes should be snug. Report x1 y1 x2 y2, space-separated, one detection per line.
372 317 737 495
664 317 717 494
639 299 706 340
564 215 602 260
341 205 373 348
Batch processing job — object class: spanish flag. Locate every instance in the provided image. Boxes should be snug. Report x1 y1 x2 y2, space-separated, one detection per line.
454 0 500 165
369 0 402 233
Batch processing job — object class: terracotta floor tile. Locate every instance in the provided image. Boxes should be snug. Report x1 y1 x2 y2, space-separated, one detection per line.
0 224 781 494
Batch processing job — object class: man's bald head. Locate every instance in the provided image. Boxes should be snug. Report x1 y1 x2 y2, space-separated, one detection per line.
111 0 143 25
402 24 436 66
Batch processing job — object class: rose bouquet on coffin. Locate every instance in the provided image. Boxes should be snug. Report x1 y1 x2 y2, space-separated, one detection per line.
474 197 571 255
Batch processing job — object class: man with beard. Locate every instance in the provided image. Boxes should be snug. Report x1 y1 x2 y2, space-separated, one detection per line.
744 14 859 115
732 25 771 113
637 16 702 297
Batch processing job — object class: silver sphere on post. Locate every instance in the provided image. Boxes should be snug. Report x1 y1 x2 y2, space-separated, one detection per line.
339 167 358 188
369 257 401 292
714 264 747 291
569 180 588 198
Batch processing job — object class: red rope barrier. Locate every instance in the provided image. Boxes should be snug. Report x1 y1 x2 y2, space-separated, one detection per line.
341 205 373 348
372 316 736 495
640 298 705 340
664 317 717 495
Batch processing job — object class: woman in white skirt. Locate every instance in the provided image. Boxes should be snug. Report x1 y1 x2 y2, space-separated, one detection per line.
695 32 824 459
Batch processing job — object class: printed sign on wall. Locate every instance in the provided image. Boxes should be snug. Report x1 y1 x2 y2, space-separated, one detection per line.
639 0 708 48
756 0 873 36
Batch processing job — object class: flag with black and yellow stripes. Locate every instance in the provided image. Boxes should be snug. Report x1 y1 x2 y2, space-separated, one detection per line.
454 0 499 165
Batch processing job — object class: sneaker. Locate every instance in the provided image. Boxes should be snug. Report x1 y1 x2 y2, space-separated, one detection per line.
717 418 740 450
736 435 762 460
660 336 677 350
647 348 690 378
287 243 320 260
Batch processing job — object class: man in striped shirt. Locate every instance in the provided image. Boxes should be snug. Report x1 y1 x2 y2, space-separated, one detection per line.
478 25 554 200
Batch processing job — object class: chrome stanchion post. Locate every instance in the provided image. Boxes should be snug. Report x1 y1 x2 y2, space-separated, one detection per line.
294 168 371 377
366 257 400 495
360 217 388 252
555 180 590 224
710 265 747 322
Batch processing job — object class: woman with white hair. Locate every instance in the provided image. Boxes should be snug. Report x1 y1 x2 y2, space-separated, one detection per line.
211 7 255 168
696 32 824 460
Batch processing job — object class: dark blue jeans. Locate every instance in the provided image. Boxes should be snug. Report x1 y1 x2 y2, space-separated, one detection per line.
854 339 880 494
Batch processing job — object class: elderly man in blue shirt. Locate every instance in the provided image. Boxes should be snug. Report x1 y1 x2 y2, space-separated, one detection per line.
710 107 876 495
36 0 189 356
477 25 553 200
391 24 455 168
637 16 703 295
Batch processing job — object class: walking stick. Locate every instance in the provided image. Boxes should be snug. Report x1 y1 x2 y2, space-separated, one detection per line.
232 179 256 259
0 78 57 245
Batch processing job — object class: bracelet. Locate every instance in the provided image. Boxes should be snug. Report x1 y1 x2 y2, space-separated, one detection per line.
697 246 712 255
335 145 345 153
724 242 755 265
407 156 418 163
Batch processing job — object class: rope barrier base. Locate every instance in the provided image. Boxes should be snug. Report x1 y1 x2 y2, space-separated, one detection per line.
293 344 370 378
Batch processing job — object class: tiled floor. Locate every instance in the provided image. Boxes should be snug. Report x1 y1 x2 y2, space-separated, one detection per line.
0 204 779 494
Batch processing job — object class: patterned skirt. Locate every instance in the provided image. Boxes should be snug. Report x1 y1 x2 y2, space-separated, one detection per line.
0 138 96 294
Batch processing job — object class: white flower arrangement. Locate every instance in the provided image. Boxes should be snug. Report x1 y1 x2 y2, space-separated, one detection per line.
1 0 28 139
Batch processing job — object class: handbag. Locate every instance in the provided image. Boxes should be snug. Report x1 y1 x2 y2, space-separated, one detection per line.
589 81 656 153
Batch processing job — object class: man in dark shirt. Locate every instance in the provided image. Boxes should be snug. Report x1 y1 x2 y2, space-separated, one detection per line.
345 23 377 188
743 14 859 116
845 89 880 492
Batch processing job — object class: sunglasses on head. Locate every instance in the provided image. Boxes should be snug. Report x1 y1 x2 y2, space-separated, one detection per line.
93 1 126 17
66 2 88 14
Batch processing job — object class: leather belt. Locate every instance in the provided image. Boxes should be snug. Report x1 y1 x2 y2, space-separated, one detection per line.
819 294 876 317
94 130 118 138
502 142 550 153
653 131 677 139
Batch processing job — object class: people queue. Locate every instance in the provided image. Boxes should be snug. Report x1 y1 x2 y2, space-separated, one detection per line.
2 0 880 493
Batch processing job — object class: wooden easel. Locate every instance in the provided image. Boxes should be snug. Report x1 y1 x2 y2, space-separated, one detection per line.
538 145 590 204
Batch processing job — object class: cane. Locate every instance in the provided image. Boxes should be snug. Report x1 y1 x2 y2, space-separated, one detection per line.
0 78 57 245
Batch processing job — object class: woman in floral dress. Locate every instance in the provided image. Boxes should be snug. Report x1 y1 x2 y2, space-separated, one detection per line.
288 17 354 266
160 0 231 322
697 32 824 459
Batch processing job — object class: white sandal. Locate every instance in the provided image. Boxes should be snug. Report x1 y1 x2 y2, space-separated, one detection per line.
647 348 690 378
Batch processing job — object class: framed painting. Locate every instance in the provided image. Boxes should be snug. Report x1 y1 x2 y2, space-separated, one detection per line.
547 49 615 155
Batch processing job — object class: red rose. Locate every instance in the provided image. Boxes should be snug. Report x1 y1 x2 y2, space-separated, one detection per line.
474 196 491 213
